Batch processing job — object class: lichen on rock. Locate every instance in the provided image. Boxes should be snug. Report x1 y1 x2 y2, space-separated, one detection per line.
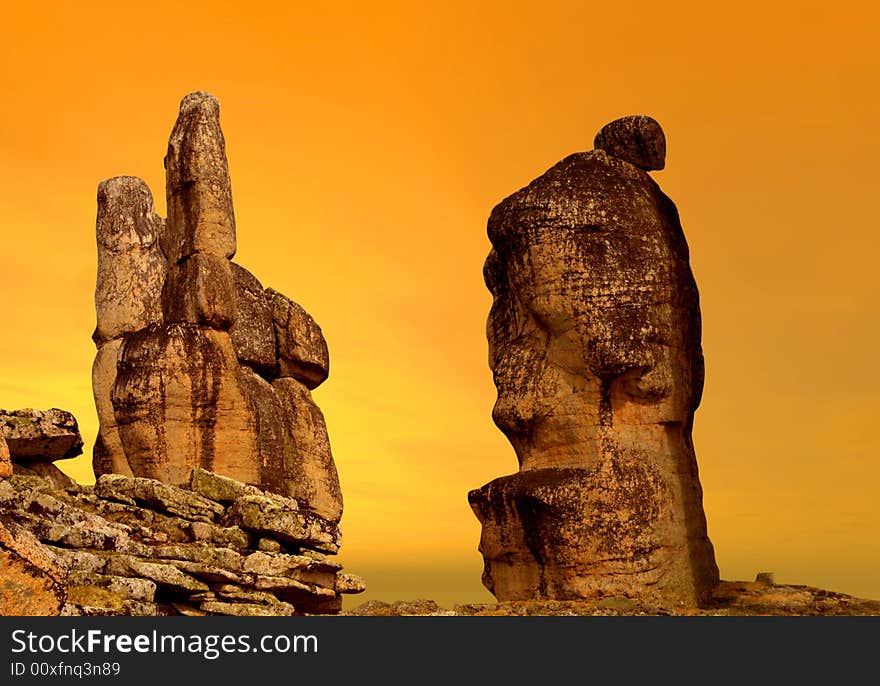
0 468 363 616
470 116 718 607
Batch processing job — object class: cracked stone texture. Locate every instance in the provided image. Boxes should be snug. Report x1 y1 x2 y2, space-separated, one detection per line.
93 176 167 345
267 288 330 389
0 409 84 463
0 520 67 615
0 434 10 479
162 91 236 264
0 469 363 616
349 582 880 616
469 118 718 607
90 92 342 529
230 263 277 376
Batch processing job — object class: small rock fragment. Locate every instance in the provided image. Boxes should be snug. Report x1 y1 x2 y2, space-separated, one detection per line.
593 114 666 171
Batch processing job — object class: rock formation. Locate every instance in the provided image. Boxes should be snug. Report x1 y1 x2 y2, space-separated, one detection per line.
0 519 67 616
0 434 11 479
1 408 83 488
1 409 83 462
0 466 364 616
91 92 343 532
469 115 718 607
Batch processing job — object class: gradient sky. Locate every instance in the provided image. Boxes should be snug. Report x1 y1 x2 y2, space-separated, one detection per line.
1 2 877 607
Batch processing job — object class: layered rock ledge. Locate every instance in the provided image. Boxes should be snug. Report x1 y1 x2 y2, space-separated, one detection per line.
0 468 364 616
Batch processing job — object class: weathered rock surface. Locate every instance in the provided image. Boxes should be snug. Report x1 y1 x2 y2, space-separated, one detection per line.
593 115 666 171
0 520 66 615
112 324 262 487
0 409 84 462
91 338 131 477
0 434 10 479
162 253 237 329
0 468 363 616
226 493 340 553
12 462 76 490
230 263 277 376
93 176 167 345
273 378 342 522
91 92 342 534
268 289 330 389
349 583 880 616
469 117 717 608
162 91 236 264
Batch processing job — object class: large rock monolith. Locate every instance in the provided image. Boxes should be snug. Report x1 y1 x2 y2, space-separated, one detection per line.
92 92 343 533
469 115 718 608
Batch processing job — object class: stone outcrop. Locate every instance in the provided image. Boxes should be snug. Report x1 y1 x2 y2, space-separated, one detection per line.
0 467 363 616
1 409 84 462
469 116 718 607
91 92 342 537
0 408 83 492
593 115 666 171
349 583 880 616
0 519 67 616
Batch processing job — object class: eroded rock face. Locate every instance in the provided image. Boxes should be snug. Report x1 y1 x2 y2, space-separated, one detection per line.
112 324 261 487
230 263 277 376
469 117 718 607
162 92 236 264
273 378 342 522
91 92 342 547
93 176 167 345
267 289 329 389
0 520 67 616
0 434 10 479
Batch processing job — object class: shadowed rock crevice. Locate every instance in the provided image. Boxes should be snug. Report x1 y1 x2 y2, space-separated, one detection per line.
470 115 718 608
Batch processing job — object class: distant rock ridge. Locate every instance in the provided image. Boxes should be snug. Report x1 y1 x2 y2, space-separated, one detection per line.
469 115 719 607
91 92 343 533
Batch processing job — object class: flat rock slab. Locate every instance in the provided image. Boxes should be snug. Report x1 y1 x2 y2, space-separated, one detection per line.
125 558 210 594
225 493 340 553
0 409 84 462
67 571 157 603
335 572 367 594
12 462 76 490
200 599 295 617
95 474 224 523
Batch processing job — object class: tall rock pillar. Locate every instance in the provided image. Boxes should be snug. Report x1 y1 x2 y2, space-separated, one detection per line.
469 116 718 607
92 92 342 527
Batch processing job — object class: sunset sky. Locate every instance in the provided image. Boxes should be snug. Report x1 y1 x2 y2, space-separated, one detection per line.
1 2 878 607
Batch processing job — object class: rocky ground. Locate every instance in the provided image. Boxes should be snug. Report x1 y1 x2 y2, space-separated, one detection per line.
348 582 880 616
0 468 364 616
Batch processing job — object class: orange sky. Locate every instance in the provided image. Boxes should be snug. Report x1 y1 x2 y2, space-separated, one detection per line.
1 1 878 607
